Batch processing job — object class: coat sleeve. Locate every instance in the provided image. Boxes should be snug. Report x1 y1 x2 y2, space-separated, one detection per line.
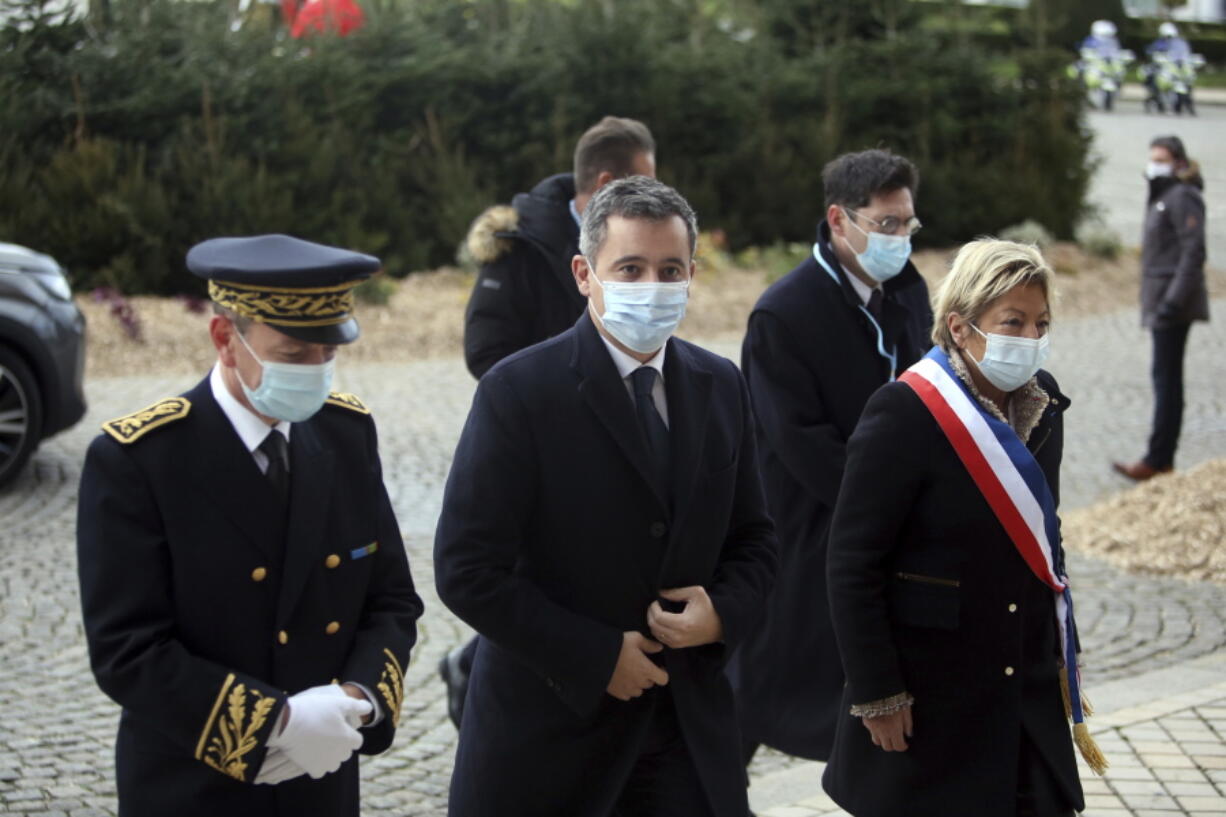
76 436 286 784
741 309 848 509
1160 186 1207 317
463 247 540 379
706 366 779 656
433 371 624 717
826 383 929 707
341 417 424 755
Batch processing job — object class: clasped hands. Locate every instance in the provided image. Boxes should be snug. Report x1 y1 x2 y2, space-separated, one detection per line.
255 683 372 785
606 586 723 702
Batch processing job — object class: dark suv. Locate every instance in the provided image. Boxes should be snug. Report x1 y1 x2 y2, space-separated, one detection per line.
0 242 87 486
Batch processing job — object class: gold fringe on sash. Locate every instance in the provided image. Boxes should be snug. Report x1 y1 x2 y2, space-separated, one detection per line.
1074 722 1110 775
1061 667 1108 774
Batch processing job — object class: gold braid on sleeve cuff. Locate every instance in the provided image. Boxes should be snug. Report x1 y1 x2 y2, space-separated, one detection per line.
850 691 915 719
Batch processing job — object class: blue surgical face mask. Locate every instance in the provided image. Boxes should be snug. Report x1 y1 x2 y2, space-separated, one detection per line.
967 324 1050 393
235 330 335 422
588 262 690 354
843 209 912 283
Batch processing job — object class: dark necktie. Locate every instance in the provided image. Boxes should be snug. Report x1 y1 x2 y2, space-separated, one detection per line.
259 430 290 505
866 288 884 322
631 366 670 498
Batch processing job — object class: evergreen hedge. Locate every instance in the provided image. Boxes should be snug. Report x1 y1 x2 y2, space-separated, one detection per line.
1 0 1093 294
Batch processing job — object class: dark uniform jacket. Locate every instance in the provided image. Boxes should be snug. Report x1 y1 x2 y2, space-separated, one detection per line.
728 223 932 760
463 173 587 379
76 377 423 817
434 313 778 817
822 370 1085 817
1142 173 1209 329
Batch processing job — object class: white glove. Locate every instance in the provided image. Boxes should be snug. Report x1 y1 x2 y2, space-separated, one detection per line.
254 746 307 785
267 685 371 779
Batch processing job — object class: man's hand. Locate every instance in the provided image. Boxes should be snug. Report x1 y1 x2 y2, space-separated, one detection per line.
254 747 306 785
606 632 669 701
340 683 374 726
647 586 723 648
267 685 371 778
861 706 913 752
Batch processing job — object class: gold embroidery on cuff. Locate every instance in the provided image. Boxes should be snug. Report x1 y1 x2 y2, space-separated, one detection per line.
195 674 277 782
377 648 404 727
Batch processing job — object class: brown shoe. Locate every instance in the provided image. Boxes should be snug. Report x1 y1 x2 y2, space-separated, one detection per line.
1112 460 1173 481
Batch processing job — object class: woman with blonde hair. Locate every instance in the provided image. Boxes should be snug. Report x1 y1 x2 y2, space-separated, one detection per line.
822 239 1102 817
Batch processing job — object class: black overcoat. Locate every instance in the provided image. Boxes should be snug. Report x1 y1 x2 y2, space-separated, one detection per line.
822 371 1085 817
728 228 931 760
463 173 587 378
76 378 423 817
434 313 778 817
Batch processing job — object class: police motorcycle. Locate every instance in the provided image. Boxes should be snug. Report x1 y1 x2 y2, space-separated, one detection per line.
1070 20 1134 111
1143 22 1204 116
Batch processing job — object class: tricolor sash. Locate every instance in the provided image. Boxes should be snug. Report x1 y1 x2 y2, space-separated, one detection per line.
899 347 1107 774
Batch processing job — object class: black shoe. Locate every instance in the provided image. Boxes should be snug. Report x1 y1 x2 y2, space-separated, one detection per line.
438 646 469 729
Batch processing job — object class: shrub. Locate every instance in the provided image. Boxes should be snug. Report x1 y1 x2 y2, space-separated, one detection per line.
0 0 1094 294
1076 221 1122 260
999 219 1056 249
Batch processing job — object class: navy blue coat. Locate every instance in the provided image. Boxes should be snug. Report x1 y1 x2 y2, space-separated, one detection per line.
728 226 932 760
822 372 1084 817
435 313 777 817
77 378 423 817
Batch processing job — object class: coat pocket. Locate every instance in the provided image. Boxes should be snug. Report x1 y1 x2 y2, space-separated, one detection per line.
888 572 960 630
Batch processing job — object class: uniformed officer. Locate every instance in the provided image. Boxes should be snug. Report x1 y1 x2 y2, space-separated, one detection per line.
76 234 423 817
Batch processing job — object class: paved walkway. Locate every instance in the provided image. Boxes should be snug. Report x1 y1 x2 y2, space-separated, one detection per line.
1 297 1224 815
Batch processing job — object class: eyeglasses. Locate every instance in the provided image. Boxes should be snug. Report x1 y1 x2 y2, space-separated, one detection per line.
844 207 923 237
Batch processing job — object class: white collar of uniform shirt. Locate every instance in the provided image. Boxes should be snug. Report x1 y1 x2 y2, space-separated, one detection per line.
209 363 292 473
597 330 670 428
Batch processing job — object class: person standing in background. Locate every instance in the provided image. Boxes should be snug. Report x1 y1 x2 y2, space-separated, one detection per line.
1114 135 1208 481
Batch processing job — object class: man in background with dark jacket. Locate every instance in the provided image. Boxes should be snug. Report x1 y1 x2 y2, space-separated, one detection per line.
728 149 933 766
462 116 657 379
441 116 656 726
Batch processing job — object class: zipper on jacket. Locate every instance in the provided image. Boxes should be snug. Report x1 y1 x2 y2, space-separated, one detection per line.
895 571 960 588
1030 425 1053 456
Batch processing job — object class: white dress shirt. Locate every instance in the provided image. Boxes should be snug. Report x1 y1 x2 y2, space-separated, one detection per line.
844 264 882 308
209 364 291 471
597 332 670 428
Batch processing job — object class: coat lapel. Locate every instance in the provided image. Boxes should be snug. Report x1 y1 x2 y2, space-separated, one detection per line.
570 312 670 512
187 379 286 562
663 339 712 534
275 419 335 624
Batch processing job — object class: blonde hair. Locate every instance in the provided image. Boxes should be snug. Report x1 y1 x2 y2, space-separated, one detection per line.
931 239 1054 350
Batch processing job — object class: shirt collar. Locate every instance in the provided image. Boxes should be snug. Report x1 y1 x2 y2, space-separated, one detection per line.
209 363 292 452
568 198 583 229
843 261 881 307
596 328 667 383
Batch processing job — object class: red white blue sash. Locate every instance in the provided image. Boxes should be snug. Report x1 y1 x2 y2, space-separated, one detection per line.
899 348 1088 728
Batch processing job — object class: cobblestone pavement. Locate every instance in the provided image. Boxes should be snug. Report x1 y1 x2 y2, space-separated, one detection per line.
2 295 1224 815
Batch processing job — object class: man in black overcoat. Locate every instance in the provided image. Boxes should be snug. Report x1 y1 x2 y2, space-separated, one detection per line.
441 116 657 725
728 149 933 762
76 235 423 817
435 177 777 816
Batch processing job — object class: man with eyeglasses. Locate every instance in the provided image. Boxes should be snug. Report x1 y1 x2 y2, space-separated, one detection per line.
728 149 933 768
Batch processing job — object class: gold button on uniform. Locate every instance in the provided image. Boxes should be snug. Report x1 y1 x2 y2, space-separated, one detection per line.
325 621 340 635
278 630 289 645
1007 603 1018 613
1004 666 1015 676
325 554 341 569
251 567 267 582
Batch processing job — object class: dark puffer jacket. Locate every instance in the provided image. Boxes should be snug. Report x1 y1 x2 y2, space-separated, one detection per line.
462 173 586 379
1141 165 1209 329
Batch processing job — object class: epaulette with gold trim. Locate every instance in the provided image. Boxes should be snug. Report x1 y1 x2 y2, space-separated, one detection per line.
101 397 191 444
324 392 370 415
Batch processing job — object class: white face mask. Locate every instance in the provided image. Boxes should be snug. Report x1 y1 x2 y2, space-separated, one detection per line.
1145 161 1173 180
966 324 1050 393
588 262 690 354
842 211 911 283
235 330 335 422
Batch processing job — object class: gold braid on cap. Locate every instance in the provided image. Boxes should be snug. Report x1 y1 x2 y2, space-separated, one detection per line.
208 279 361 328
